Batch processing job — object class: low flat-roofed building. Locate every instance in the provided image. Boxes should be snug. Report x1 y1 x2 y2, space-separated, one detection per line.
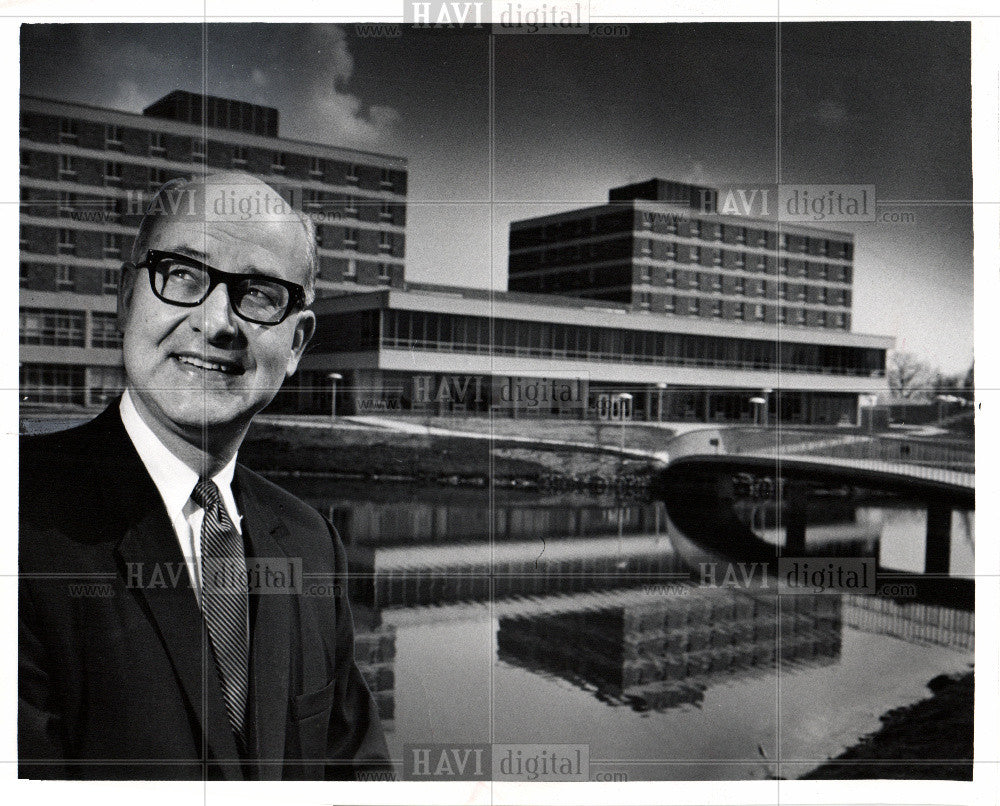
283 282 893 424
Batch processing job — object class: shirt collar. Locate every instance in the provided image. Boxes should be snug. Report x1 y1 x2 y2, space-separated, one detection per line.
119 389 239 520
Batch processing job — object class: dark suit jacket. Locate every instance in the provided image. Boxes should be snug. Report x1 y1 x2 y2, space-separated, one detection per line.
19 403 390 780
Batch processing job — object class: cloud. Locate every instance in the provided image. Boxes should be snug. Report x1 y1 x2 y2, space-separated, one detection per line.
282 24 401 147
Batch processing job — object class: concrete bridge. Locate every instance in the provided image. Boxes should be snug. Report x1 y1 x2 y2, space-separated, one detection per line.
661 426 974 507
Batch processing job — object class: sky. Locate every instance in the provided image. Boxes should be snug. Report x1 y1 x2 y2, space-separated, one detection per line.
19 22 974 373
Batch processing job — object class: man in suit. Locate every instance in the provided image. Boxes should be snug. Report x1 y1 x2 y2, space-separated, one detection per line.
19 172 391 780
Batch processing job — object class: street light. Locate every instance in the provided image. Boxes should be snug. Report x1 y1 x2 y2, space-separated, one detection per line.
617 392 633 455
328 372 343 421
655 382 667 423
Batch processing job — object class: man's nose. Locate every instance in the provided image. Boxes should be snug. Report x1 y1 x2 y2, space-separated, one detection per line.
195 283 239 340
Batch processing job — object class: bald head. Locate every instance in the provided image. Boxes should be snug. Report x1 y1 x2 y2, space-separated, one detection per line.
131 171 318 304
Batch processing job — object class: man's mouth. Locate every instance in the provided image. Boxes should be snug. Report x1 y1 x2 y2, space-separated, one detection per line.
172 353 245 376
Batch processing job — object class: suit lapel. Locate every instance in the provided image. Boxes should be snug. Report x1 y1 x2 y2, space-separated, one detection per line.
235 467 292 780
95 405 243 778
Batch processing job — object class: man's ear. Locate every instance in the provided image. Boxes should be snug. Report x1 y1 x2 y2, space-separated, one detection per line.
285 310 316 378
116 263 137 332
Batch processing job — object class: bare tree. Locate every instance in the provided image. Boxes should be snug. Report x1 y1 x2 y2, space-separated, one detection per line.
887 351 935 399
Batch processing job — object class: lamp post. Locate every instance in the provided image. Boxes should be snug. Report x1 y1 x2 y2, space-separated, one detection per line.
328 372 343 421
617 392 633 456
655 382 667 423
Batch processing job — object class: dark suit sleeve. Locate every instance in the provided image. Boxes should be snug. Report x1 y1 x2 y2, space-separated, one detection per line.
323 519 393 781
18 581 68 779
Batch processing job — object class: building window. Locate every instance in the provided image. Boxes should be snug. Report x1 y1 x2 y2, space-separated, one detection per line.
735 252 746 269
310 157 324 178
271 152 285 172
20 263 29 287
734 302 745 320
778 307 787 324
343 228 359 248
103 233 122 259
191 138 206 162
59 154 76 181
820 239 830 256
20 113 30 138
796 285 806 301
665 218 678 235
689 272 700 289
711 224 723 241
105 125 124 151
690 246 700 262
345 163 359 184
59 118 78 144
149 131 165 156
232 145 248 167
639 292 651 308
711 275 722 293
380 167 393 189
711 300 722 318
779 282 787 300
737 227 748 244
58 229 75 256
664 269 676 287
379 201 393 222
90 312 122 349
20 308 85 346
834 312 846 328
664 243 677 260
794 308 806 325
19 364 87 406
664 294 675 313
344 258 357 278
55 264 74 290
20 149 31 173
756 256 766 272
689 220 701 238
148 167 166 192
779 258 789 275
88 366 125 406
378 262 391 281
59 192 75 217
103 267 121 294
817 287 827 304
779 233 788 250
712 250 722 266
754 304 765 321
379 231 392 253
735 277 745 295
104 161 123 187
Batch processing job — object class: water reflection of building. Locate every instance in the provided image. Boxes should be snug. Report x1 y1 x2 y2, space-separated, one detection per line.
350 604 397 731
327 499 662 547
842 594 974 652
347 533 686 610
497 589 842 713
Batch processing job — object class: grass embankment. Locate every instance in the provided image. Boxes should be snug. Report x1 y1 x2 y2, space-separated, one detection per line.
241 417 672 487
801 670 973 780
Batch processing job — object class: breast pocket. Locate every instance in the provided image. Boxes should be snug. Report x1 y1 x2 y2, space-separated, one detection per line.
289 677 338 777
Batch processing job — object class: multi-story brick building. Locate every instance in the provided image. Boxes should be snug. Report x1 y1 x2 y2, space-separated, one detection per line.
508 178 854 331
19 90 408 407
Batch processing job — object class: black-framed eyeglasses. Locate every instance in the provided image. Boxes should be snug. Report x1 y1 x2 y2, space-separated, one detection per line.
132 249 308 325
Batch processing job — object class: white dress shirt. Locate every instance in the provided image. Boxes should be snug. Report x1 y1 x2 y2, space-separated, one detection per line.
119 389 243 605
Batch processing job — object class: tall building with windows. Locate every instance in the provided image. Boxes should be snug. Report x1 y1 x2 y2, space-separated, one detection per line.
509 178 854 331
19 91 407 407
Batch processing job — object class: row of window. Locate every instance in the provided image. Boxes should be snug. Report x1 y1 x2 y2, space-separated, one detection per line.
22 115 403 191
520 239 851 282
21 219 404 261
19 308 121 349
313 308 883 376
511 209 853 259
19 363 124 407
631 293 848 328
634 270 850 305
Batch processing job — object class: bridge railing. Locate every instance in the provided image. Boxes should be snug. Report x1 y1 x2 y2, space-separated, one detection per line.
665 426 975 487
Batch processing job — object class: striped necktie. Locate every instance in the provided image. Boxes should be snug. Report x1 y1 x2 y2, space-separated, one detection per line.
192 478 249 749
